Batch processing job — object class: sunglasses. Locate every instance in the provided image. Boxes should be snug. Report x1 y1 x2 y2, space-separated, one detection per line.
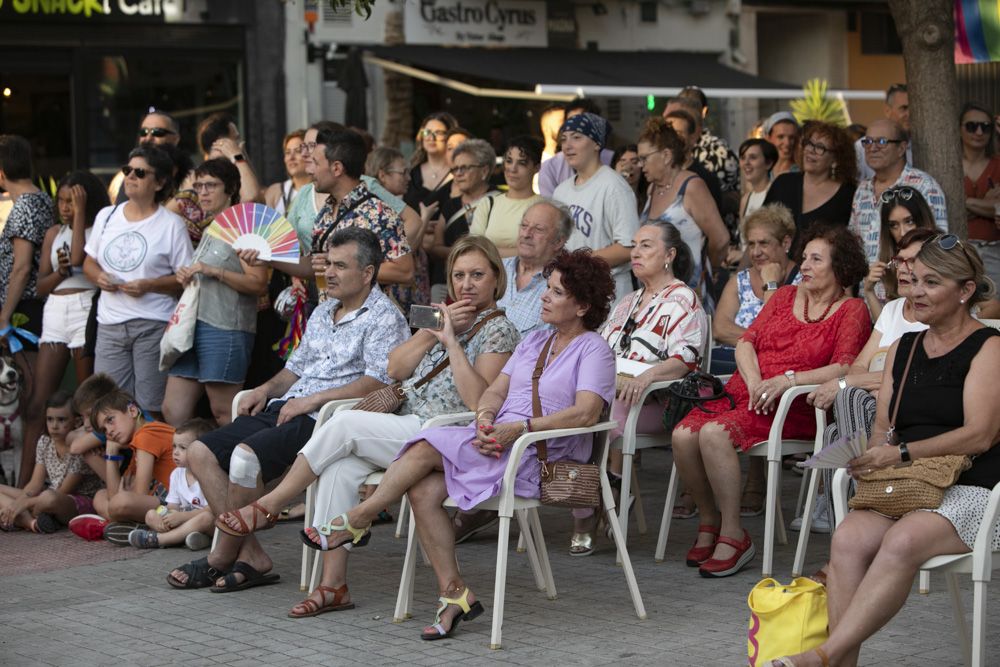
421 129 447 139
879 186 916 205
963 121 992 134
121 165 151 179
618 317 638 352
935 233 964 251
138 127 176 139
861 136 904 148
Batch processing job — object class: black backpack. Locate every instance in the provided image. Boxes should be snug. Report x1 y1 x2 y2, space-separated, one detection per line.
662 370 735 433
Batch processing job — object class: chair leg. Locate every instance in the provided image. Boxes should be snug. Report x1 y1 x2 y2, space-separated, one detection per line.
516 531 526 553
792 468 819 577
617 453 635 550
794 468 810 520
308 548 321 592
300 482 315 591
210 526 219 552
393 506 419 622
514 509 546 592
605 504 648 620
762 459 779 578
946 572 972 667
632 464 647 535
919 570 931 594
971 579 987 667
654 463 680 562
490 515 512 650
528 508 557 600
394 494 409 539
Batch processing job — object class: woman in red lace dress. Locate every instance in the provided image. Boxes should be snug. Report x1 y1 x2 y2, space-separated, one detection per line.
673 224 871 578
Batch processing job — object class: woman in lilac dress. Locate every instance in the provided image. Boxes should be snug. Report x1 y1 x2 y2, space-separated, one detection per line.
302 249 617 640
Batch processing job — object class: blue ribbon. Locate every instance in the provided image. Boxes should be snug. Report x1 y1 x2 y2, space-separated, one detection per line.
0 326 40 355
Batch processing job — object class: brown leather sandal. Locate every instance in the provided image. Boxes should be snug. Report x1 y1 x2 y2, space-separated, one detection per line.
216 501 279 537
287 584 355 618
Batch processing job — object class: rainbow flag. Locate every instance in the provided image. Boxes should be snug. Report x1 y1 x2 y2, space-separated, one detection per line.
956 0 1000 63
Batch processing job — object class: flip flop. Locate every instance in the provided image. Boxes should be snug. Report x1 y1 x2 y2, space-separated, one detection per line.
287 584 355 618
209 561 280 593
166 557 230 590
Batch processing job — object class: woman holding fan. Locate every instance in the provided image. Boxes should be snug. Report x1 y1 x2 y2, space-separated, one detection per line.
161 158 268 427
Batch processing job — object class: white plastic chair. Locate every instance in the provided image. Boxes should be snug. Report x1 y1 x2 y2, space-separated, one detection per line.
654 385 826 578
832 468 1000 667
392 417 647 649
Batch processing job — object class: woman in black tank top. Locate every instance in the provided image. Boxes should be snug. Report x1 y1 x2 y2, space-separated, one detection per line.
772 235 1000 667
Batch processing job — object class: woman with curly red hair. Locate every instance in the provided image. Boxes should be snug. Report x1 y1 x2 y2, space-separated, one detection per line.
305 249 617 640
764 121 857 246
671 224 871 578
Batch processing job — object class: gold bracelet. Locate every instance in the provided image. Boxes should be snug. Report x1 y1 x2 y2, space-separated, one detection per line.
476 409 496 422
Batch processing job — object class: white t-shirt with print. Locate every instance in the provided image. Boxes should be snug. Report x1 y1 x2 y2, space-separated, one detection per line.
85 204 193 324
165 467 208 511
552 165 639 300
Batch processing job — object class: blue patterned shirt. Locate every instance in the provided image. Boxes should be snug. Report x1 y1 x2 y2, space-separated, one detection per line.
849 165 948 264
497 256 550 335
279 287 410 416
312 181 410 259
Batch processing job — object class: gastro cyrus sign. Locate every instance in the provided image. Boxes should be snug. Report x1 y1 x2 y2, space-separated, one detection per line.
405 0 547 47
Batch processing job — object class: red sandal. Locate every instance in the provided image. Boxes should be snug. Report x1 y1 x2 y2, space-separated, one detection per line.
698 529 755 578
685 524 720 566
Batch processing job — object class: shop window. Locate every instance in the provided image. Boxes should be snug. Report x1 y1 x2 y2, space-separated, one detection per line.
861 12 902 55
0 72 72 183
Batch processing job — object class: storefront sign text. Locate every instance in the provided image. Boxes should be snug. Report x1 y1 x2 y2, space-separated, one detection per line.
405 0 547 47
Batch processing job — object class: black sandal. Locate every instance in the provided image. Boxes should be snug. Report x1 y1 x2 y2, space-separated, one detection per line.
166 557 229 590
209 561 280 593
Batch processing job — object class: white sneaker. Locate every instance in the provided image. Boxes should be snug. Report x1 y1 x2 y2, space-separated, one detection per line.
185 532 211 551
789 494 831 534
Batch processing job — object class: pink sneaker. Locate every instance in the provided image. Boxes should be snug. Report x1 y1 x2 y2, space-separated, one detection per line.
69 514 107 541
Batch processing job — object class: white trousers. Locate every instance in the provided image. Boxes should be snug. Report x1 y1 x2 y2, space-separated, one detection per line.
299 410 423 527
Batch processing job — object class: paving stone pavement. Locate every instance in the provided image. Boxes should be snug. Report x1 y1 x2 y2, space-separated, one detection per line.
0 449 994 666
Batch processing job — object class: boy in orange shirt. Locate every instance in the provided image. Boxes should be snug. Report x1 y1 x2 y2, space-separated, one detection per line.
90 390 176 534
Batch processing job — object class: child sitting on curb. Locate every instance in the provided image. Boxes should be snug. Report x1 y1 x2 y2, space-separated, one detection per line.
0 392 102 532
129 418 216 550
91 390 175 533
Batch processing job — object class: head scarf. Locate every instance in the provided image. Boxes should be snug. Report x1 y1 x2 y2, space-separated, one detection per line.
763 111 799 137
560 112 611 149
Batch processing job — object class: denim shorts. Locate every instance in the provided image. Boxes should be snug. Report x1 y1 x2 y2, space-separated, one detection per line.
169 320 254 385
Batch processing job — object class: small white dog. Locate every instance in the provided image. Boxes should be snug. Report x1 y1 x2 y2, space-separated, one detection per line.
0 354 24 486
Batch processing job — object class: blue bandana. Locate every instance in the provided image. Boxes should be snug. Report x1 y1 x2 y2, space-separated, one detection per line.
560 112 611 149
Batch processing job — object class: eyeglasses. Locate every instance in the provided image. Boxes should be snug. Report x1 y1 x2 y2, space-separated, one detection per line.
801 139 830 156
861 136 904 148
138 127 176 139
299 141 317 154
879 186 916 205
192 181 223 192
618 317 638 352
451 164 486 175
636 149 665 165
421 129 447 139
121 165 151 179
886 255 914 272
384 168 408 176
963 121 992 134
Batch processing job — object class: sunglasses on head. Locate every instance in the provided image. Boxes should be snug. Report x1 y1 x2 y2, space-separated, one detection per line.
963 121 992 134
121 165 151 179
138 127 175 139
879 186 916 205
934 233 964 251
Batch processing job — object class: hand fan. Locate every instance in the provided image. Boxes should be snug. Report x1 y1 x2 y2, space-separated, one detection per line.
204 202 299 264
801 429 868 469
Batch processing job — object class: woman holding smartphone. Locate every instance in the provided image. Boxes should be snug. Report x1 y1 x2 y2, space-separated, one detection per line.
216 236 519 617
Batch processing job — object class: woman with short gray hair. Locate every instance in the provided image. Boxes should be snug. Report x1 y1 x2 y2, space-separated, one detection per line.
428 138 500 298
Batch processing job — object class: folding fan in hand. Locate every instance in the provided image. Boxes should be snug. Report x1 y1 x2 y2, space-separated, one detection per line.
204 202 299 264
802 429 868 469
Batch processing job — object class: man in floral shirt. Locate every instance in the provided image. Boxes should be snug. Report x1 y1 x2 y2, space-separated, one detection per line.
167 227 410 591
310 128 413 289
678 87 740 193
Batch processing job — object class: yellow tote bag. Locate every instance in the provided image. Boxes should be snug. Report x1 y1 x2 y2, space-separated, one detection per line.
747 577 828 666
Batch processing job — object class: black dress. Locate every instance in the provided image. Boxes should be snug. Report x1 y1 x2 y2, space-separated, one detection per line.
404 165 450 210
763 173 855 245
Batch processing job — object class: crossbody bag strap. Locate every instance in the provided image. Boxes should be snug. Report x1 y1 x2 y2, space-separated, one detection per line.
411 309 507 390
888 330 923 435
315 191 376 252
532 333 557 462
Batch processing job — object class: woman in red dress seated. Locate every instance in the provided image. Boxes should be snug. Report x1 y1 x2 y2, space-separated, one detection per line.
672 223 871 578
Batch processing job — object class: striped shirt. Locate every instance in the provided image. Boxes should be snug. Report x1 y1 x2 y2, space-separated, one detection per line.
497 256 549 335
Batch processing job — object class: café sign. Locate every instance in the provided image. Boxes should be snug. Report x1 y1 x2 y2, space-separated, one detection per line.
405 0 547 47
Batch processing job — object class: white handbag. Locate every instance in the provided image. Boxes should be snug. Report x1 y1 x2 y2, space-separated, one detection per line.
159 279 200 371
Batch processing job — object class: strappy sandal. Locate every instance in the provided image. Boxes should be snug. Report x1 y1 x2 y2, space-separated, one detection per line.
672 491 699 520
216 501 279 537
420 586 485 641
740 487 765 517
287 584 355 618
166 557 230 590
771 646 829 667
210 561 280 593
299 512 371 552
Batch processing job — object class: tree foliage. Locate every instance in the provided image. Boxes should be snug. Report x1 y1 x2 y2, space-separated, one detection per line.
790 79 848 127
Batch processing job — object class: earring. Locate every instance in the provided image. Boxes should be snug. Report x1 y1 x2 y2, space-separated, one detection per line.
664 262 670 270
960 299 966 304
830 164 838 179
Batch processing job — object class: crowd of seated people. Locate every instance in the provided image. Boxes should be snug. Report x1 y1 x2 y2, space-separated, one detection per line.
3 85 1000 662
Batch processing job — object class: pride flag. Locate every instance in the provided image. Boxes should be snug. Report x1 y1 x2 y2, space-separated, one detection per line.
956 0 1000 63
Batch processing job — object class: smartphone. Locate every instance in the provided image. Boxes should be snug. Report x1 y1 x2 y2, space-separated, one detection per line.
409 304 444 330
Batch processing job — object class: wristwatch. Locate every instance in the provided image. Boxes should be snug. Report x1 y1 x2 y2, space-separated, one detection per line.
764 281 779 292
838 376 848 390
232 153 246 163
784 369 796 386
898 441 911 463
